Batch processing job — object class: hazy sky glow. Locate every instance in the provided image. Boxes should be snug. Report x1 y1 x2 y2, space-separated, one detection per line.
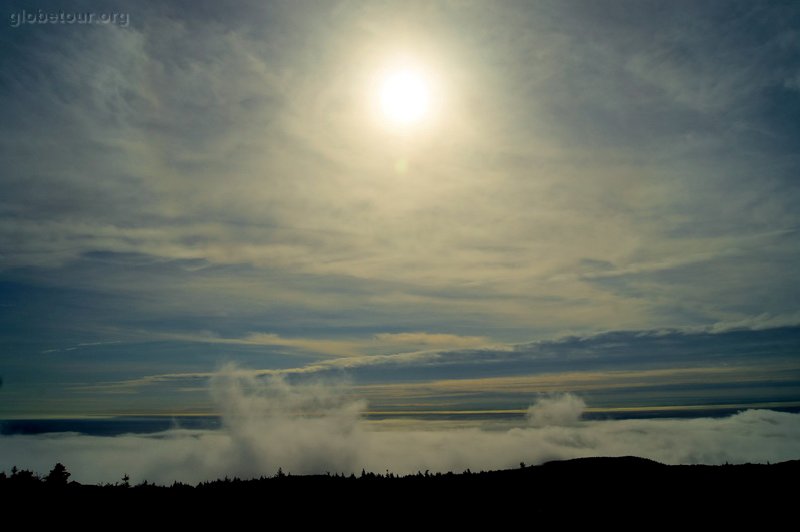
1 0 800 428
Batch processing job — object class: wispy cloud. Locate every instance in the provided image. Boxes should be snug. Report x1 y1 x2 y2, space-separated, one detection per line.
2 1 798 333
144 329 495 358
61 325 800 418
1 1 799 417
373 332 490 349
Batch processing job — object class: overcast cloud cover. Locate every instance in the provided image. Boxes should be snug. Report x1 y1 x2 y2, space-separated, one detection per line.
1 0 799 451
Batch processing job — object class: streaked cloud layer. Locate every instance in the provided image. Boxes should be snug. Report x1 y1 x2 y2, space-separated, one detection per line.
1 1 799 417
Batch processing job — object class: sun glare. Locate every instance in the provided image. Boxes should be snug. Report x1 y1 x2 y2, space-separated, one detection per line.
378 68 431 126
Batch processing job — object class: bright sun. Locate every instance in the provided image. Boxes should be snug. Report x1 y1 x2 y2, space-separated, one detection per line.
379 68 431 126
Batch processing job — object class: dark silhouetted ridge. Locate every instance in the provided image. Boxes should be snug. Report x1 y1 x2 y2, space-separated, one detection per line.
2 456 797 523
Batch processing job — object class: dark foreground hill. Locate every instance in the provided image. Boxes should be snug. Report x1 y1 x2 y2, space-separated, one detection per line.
2 457 797 523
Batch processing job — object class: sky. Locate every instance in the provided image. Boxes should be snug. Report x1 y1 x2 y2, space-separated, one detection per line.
1 0 800 424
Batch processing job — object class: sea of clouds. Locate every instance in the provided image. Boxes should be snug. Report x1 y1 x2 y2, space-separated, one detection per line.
1 366 799 485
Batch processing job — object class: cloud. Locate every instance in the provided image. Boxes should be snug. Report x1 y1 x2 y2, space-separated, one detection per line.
526 393 586 427
3 0 799 342
164 330 493 357
373 332 490 349
2 367 798 485
62 325 800 416
2 2 800 425
209 365 368 475
705 312 800 333
159 331 364 358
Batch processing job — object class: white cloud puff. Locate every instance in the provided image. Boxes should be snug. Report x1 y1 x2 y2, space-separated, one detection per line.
526 393 586 427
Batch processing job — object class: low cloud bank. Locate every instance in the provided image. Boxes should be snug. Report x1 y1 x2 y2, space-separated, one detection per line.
1 368 798 484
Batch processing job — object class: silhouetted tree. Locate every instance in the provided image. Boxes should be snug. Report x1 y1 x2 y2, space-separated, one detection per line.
45 463 70 486
9 466 39 487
